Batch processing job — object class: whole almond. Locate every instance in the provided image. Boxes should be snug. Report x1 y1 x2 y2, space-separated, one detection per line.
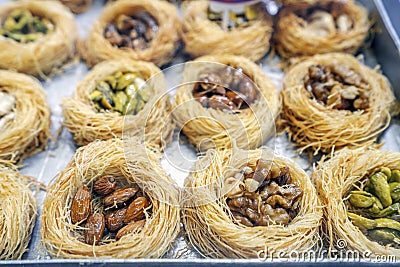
85 213 105 245
70 185 92 224
93 175 117 195
103 187 138 207
105 208 127 231
123 197 150 223
116 219 146 240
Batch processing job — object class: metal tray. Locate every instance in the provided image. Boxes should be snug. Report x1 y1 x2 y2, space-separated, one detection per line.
1 0 399 265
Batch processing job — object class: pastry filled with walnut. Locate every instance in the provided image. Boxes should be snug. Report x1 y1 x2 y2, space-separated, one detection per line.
80 0 180 67
183 148 322 258
281 53 395 154
173 54 280 151
0 0 77 78
192 65 259 113
226 160 303 227
274 0 370 58
70 176 151 245
181 0 273 61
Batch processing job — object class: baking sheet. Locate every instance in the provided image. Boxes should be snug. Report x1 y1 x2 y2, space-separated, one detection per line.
0 0 399 265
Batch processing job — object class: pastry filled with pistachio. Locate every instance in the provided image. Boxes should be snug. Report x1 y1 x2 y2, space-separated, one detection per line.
347 167 400 247
80 0 180 67
62 59 174 148
183 148 322 258
181 0 273 61
173 54 280 151
0 0 77 78
314 148 400 258
281 53 395 154
275 0 370 58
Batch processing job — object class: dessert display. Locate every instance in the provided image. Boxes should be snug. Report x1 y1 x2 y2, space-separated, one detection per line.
2 0 399 263
41 139 180 258
314 148 400 257
181 0 273 61
62 59 174 147
80 0 180 67
275 0 369 58
281 53 395 154
183 148 322 258
0 0 77 78
0 166 37 260
173 54 280 151
0 70 50 164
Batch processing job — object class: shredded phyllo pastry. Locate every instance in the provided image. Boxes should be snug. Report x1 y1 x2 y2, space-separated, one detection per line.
41 139 180 258
183 148 322 258
281 53 395 154
181 0 273 61
80 0 180 67
314 148 400 258
275 0 369 58
0 70 50 164
0 0 77 78
0 166 37 260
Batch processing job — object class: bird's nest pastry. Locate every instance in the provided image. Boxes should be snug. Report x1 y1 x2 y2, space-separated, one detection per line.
314 148 400 258
0 0 77 78
274 0 369 58
79 0 181 67
0 70 50 164
0 165 37 260
41 139 180 258
62 59 174 147
181 0 273 61
173 54 280 151
281 53 395 154
183 147 322 258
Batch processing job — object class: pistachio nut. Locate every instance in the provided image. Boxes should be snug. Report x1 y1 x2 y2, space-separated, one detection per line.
390 182 400 203
368 228 400 245
389 170 400 183
366 172 392 208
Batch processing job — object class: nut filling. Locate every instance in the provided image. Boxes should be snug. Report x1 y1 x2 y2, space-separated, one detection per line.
90 71 151 115
192 66 258 112
0 91 16 129
207 4 259 31
347 167 400 247
0 9 54 43
70 175 151 245
104 11 158 50
304 64 370 111
225 160 303 227
297 3 354 36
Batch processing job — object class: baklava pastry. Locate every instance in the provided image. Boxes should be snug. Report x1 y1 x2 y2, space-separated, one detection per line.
80 0 180 67
62 59 174 147
183 147 322 258
173 54 280 151
314 148 400 258
181 0 273 61
275 0 369 58
0 0 77 78
0 165 37 260
281 53 395 154
41 139 180 258
59 0 92 14
0 70 50 163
